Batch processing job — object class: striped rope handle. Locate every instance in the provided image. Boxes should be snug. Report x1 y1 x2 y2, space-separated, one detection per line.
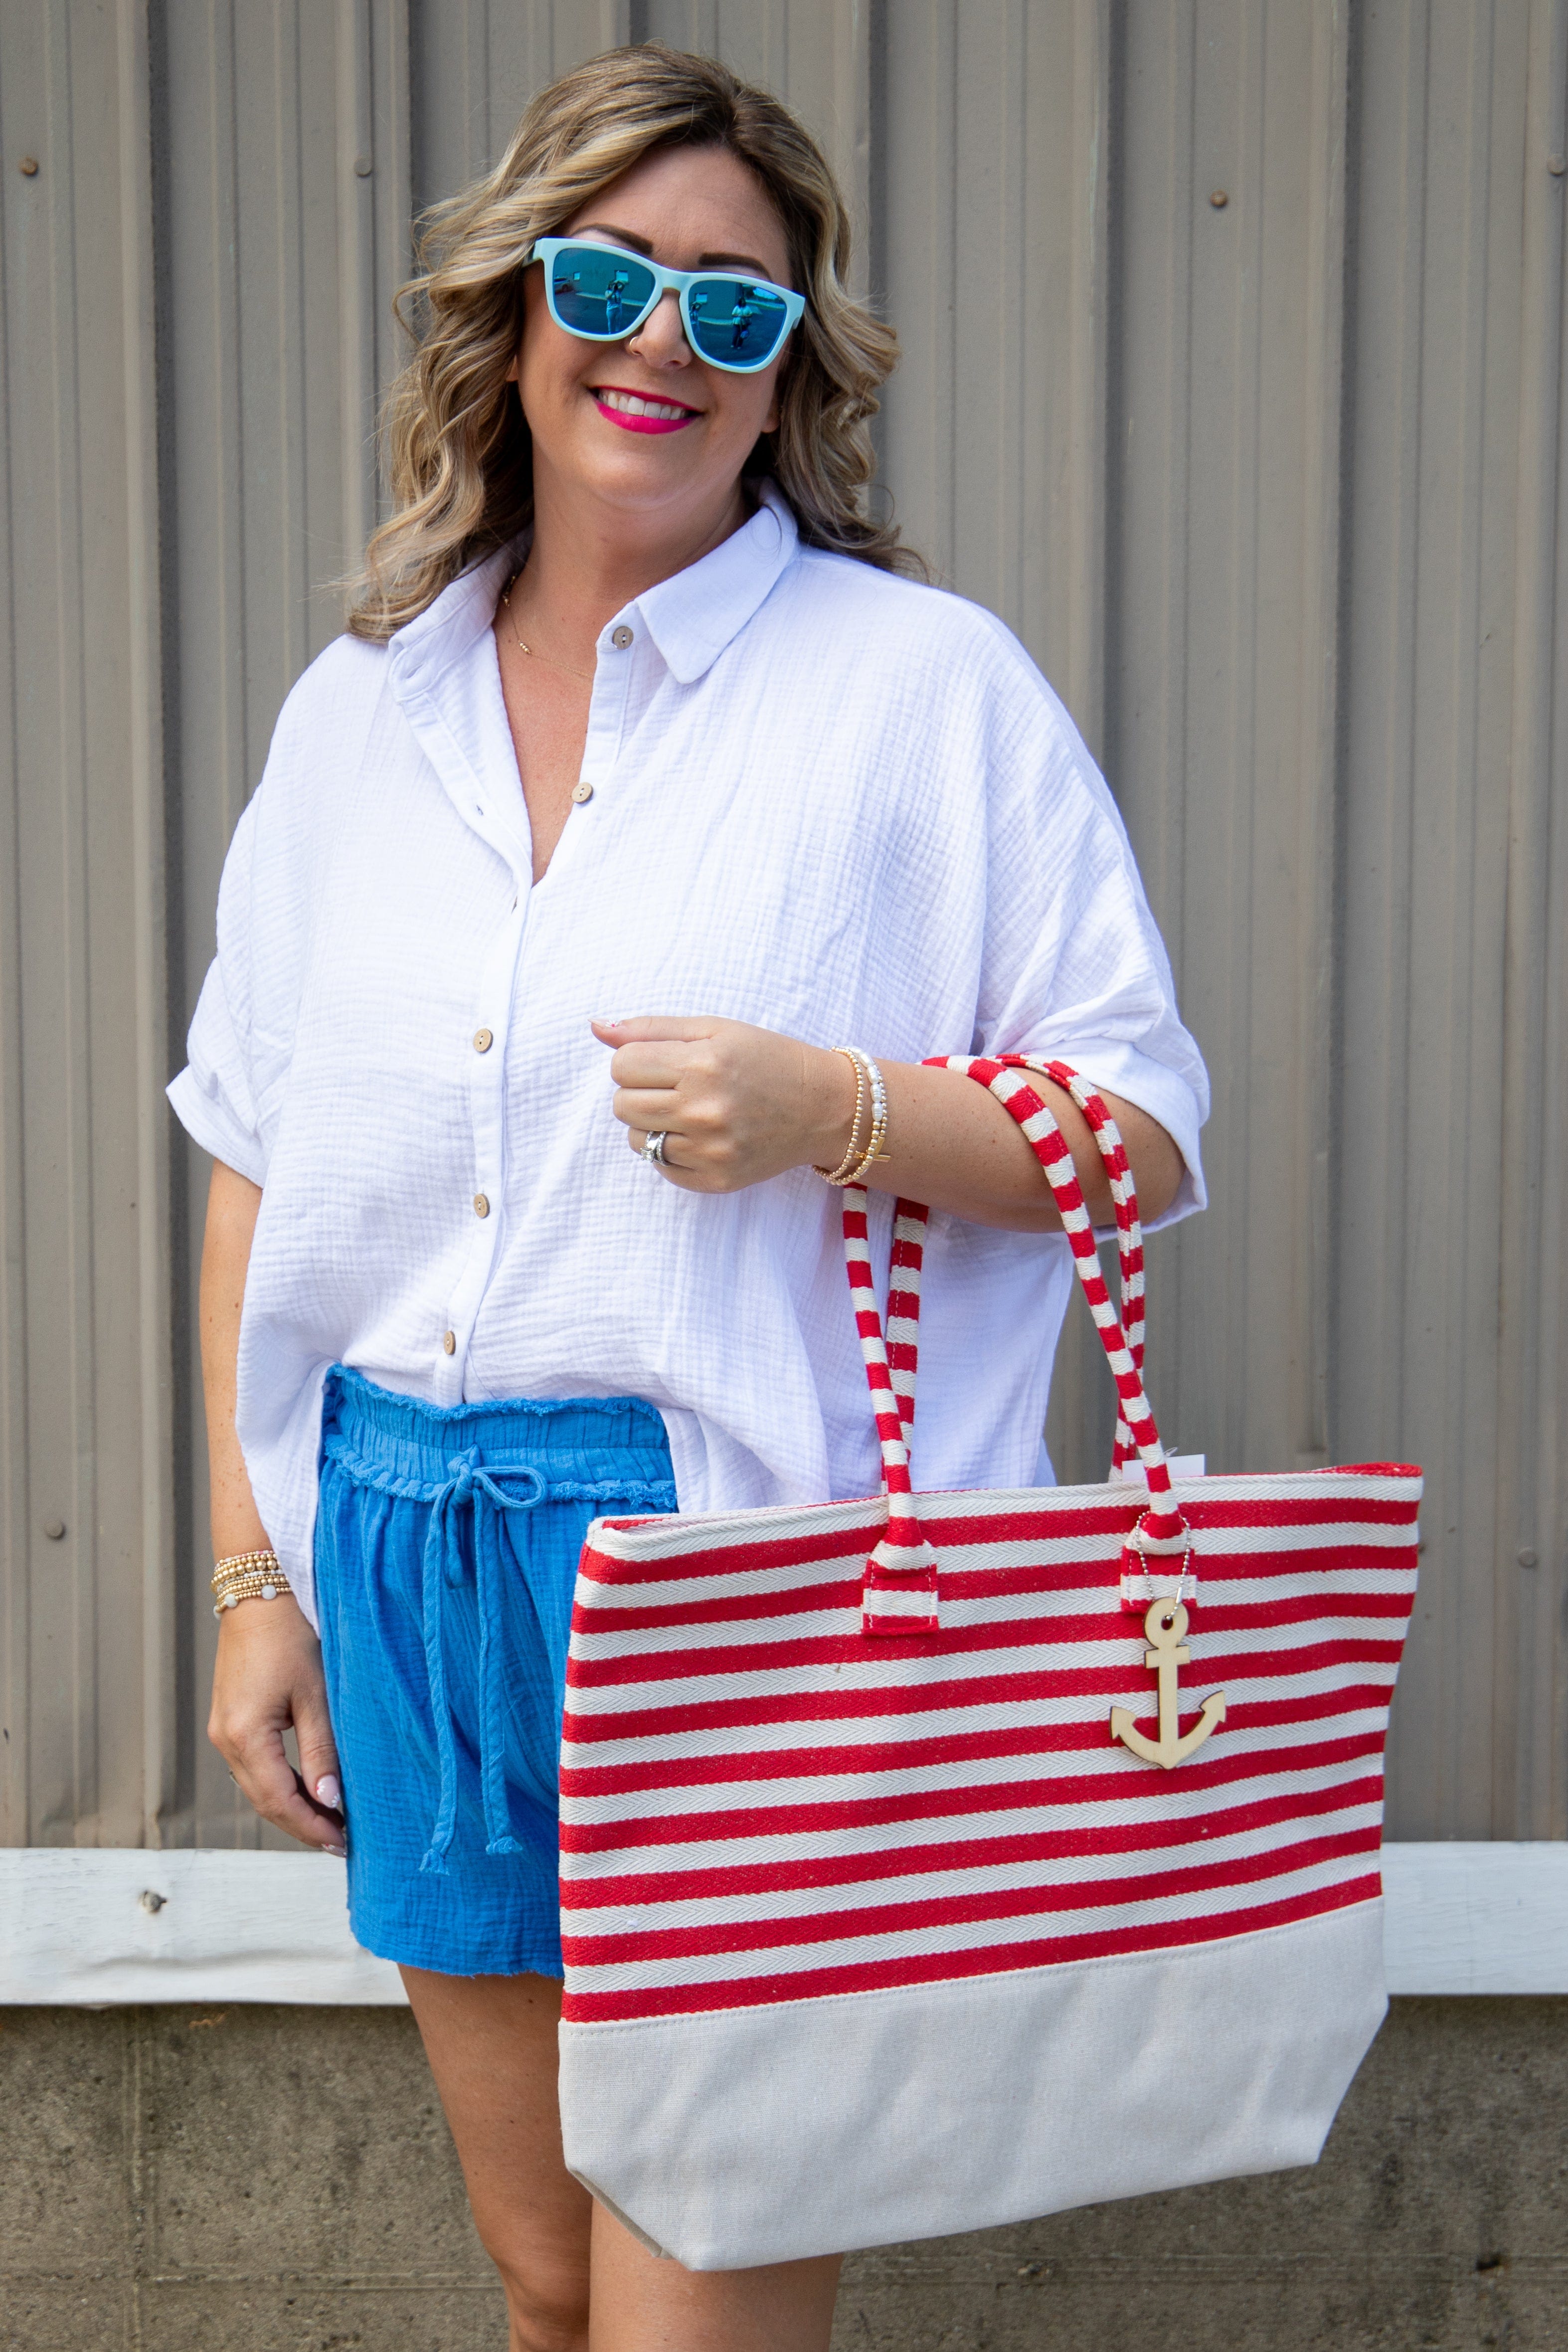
1016 1060 1144 1471
842 1193 939 1633
934 1056 1191 1603
839 1058 1191 1629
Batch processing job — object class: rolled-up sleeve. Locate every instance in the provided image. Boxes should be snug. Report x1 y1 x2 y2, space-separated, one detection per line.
168 797 270 1185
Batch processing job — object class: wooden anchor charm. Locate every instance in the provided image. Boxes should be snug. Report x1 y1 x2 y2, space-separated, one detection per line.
1110 1596 1225 1769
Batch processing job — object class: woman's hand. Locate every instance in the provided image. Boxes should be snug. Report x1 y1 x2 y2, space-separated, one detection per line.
208 1592 347 1855
593 1015 1186 1229
594 1015 855 1192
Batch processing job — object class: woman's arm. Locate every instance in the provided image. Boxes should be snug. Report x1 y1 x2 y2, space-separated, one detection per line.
202 1160 345 1854
594 1017 1185 1230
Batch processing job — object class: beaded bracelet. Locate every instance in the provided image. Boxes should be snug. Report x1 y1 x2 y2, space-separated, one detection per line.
818 1048 889 1188
815 1048 870 1185
211 1548 288 1621
848 1053 889 1183
212 1581 290 1621
210 1548 283 1591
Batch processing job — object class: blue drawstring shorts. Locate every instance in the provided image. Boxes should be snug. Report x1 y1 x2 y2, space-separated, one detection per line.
313 1367 676 1978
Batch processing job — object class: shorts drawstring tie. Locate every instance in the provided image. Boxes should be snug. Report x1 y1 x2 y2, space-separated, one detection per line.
313 1372 677 1978
417 1448 546 1875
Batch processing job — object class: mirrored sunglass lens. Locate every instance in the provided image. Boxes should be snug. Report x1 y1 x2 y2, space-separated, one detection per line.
549 246 657 337
686 279 791 365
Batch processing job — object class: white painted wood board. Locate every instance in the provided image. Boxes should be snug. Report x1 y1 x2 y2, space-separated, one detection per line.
3 1844 1564 2005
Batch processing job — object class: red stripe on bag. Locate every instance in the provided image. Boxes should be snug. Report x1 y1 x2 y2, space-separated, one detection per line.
579 1495 1418 1590
560 1740 1393 1850
558 1762 1385 1857
574 1582 1416 1639
561 1673 1403 1751
560 1781 1386 1900
560 1723 1390 1800
564 1626 1405 1692
560 1876 1385 2021
563 1830 1384 1968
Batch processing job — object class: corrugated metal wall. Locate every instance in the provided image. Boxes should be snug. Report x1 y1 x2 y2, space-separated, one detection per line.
3 0 1565 1851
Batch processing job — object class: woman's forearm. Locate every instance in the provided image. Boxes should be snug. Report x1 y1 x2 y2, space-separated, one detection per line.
201 1158 345 1851
833 1055 1183 1232
200 1159 272 1557
597 1016 1185 1231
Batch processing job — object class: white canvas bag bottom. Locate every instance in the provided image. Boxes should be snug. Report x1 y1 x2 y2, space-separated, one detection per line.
559 1899 1387 2270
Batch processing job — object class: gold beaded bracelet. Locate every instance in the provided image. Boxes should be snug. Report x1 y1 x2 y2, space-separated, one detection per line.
846 1053 889 1184
210 1548 283 1591
817 1048 889 1187
816 1048 870 1185
210 1549 288 1621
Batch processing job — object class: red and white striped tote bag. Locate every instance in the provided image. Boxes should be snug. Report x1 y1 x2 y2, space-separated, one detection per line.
557 1057 1421 2271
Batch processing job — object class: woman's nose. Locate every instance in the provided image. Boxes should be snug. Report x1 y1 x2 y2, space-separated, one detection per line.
628 289 691 367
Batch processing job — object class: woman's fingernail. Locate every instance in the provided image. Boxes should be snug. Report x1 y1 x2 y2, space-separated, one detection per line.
323 1842 348 1860
315 1774 342 1809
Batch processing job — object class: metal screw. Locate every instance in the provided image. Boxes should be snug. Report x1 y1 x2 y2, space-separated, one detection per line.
1549 155 1566 176
19 157 39 177
139 1890 167 1915
353 154 373 178
1518 1549 1539 1569
1209 189 1229 208
42 1518 65 1541
1017 2262 1044 2279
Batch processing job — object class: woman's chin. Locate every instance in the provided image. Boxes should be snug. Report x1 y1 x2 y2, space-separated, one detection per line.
543 432 737 517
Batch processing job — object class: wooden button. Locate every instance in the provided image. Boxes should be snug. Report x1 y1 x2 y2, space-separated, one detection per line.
473 1193 490 1218
473 1028 493 1052
442 1330 456 1355
610 624 634 649
571 781 594 804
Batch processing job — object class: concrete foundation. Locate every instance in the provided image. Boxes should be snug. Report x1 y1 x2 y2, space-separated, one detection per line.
2 1998 1564 2350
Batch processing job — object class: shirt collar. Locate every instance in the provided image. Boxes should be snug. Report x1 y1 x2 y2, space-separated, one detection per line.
386 541 519 704
630 481 799 683
385 479 800 700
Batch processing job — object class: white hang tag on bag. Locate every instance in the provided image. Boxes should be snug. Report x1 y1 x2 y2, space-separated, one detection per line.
1110 1451 1206 1483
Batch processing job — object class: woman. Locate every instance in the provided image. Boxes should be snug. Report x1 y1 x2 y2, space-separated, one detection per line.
177 42 1207 2352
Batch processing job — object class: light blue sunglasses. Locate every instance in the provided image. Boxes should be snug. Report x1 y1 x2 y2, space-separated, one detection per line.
530 236 805 373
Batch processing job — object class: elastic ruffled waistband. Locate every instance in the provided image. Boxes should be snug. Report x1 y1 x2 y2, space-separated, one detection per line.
321 1364 674 1496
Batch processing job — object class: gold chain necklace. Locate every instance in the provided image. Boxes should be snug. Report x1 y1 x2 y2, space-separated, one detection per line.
499 571 595 685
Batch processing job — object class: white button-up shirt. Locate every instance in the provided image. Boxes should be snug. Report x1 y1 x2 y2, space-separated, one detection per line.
171 486 1208 1625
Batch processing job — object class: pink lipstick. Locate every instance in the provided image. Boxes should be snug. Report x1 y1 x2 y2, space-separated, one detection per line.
592 388 699 435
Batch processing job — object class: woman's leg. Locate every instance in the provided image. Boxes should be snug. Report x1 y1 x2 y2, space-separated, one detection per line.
588 2203 841 2352
401 1966 592 2352
403 1964 842 2352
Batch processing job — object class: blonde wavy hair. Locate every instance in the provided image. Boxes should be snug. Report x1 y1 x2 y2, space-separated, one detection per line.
347 42 923 641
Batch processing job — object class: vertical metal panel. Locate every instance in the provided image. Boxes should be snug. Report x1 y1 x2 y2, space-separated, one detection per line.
1503 0 1568 1842
0 0 173 1845
410 3 631 206
408 2 867 281
878 2 1109 699
1336 0 1567 1838
876 0 1115 1481
3 3 1566 1849
1100 0 1351 1492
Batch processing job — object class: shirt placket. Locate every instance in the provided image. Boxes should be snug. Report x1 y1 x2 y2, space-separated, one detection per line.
430 610 642 1400
554 612 639 856
432 891 526 1397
